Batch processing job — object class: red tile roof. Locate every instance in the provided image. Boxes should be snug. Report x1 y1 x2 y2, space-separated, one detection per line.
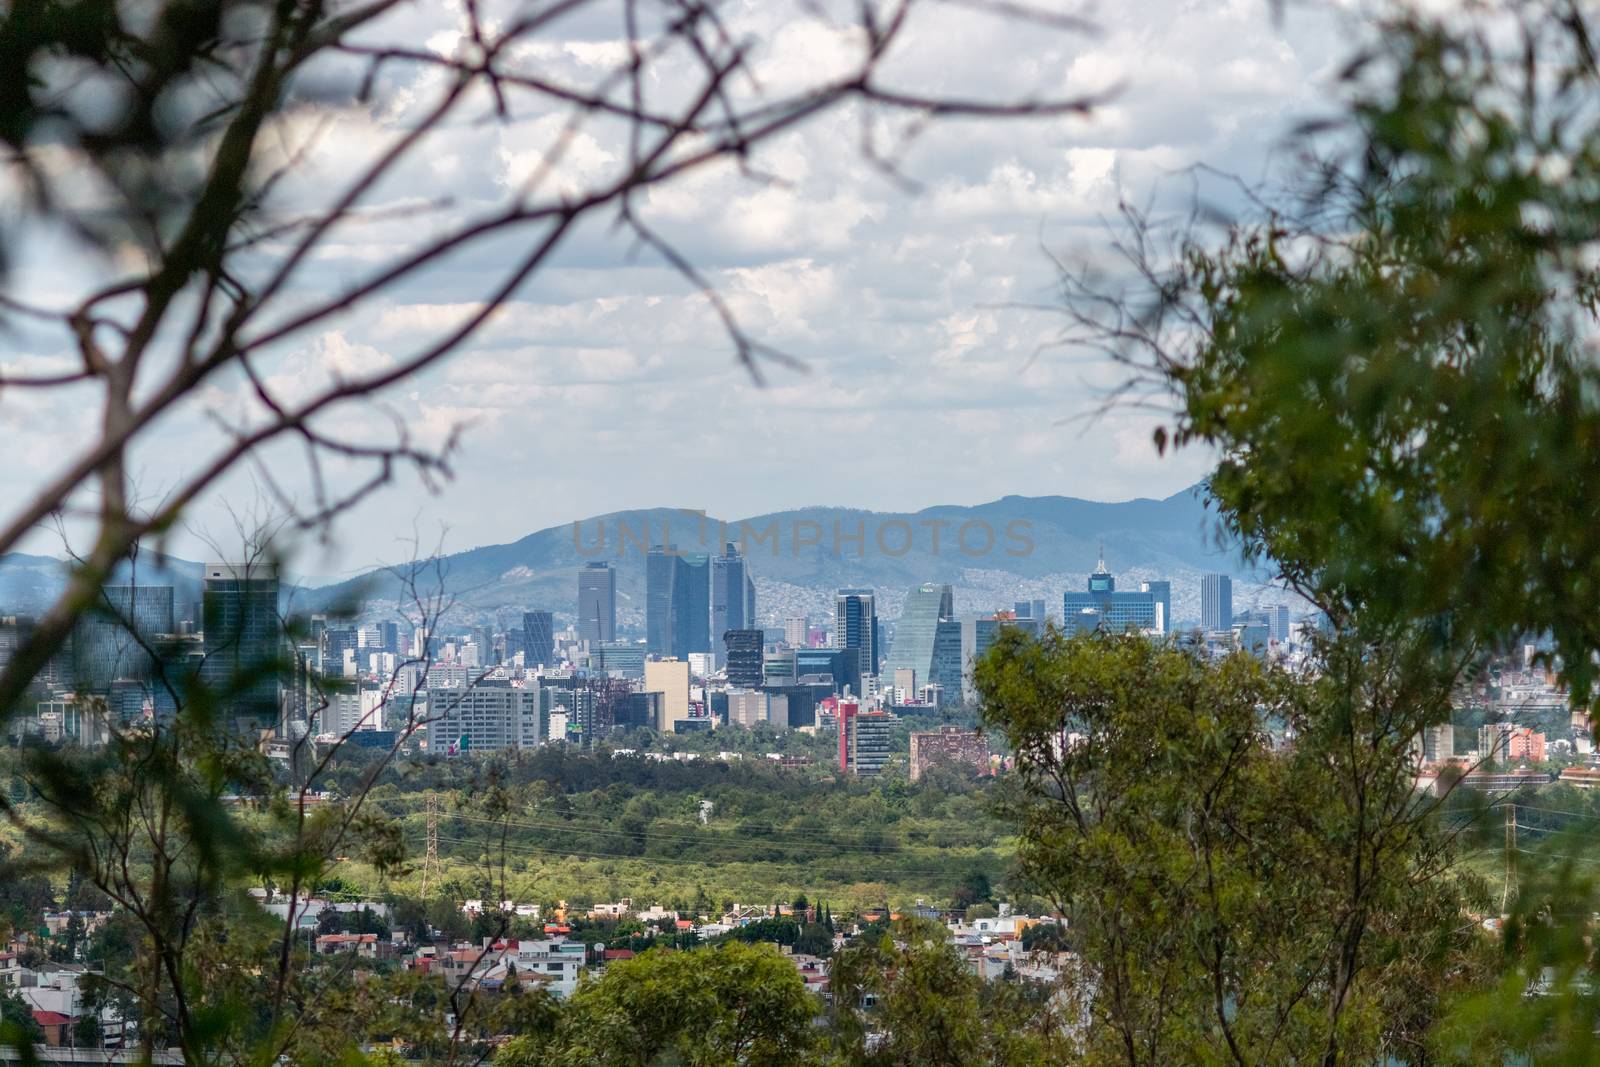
32 1010 72 1026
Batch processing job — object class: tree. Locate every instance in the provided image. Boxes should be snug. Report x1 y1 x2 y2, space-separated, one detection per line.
1068 3 1600 699
0 987 42 1045
495 941 817 1067
951 869 993 909
976 630 1487 1066
73 1011 102 1050
1053 2 1600 1060
827 917 1066 1066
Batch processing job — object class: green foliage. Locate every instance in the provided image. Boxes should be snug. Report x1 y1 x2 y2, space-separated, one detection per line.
495 941 817 1067
348 744 1012 911
1055 3 1600 1059
0 986 41 1044
826 917 1068 1066
977 629 1490 1065
1086 2 1600 704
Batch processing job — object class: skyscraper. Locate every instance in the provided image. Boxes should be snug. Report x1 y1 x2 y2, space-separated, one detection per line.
672 552 711 659
884 583 954 692
931 619 964 700
744 572 757 634
834 589 878 679
845 709 894 776
723 629 764 687
425 683 539 753
523 610 554 668
72 585 176 691
1201 574 1233 633
202 562 281 730
376 620 400 655
710 543 747 666
1140 580 1172 634
646 546 676 656
784 617 807 649
1013 598 1047 623
577 562 616 644
1063 553 1159 634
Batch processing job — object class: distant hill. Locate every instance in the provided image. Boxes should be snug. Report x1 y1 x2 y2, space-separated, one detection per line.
0 487 1304 630
303 485 1298 629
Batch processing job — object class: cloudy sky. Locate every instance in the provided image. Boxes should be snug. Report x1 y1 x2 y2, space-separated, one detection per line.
2 0 1349 577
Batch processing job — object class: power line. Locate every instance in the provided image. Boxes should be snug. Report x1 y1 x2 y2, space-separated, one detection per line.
1501 802 1600 823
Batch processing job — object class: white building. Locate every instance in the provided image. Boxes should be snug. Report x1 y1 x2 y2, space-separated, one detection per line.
510 939 586 998
426 684 539 753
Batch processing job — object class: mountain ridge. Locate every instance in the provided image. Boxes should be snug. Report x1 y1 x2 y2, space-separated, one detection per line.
303 484 1277 626
0 486 1293 628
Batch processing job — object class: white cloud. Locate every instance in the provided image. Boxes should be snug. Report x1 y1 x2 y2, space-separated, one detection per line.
0 0 1350 566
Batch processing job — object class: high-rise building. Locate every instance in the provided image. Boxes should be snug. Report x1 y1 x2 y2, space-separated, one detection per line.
523 610 554 668
723 629 764 688
591 642 646 679
845 709 894 776
960 612 1039 702
932 619 964 700
1420 723 1455 763
72 585 175 691
1063 554 1159 634
201 562 282 730
646 546 676 656
644 658 691 732
765 684 819 729
784 617 807 649
577 562 616 644
612 690 662 731
728 688 770 729
323 627 358 678
745 573 757 634
672 552 711 659
836 700 858 772
1272 604 1291 644
376 620 400 656
884 583 954 692
793 647 861 696
1139 581 1171 635
710 543 748 666
1013 599 1047 623
834 589 878 678
762 648 797 686
1201 574 1233 634
426 683 539 753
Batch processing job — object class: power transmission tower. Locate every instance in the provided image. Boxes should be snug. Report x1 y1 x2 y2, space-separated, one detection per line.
421 790 440 897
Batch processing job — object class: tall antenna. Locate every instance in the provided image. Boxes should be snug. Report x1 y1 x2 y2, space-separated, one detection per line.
421 790 440 897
